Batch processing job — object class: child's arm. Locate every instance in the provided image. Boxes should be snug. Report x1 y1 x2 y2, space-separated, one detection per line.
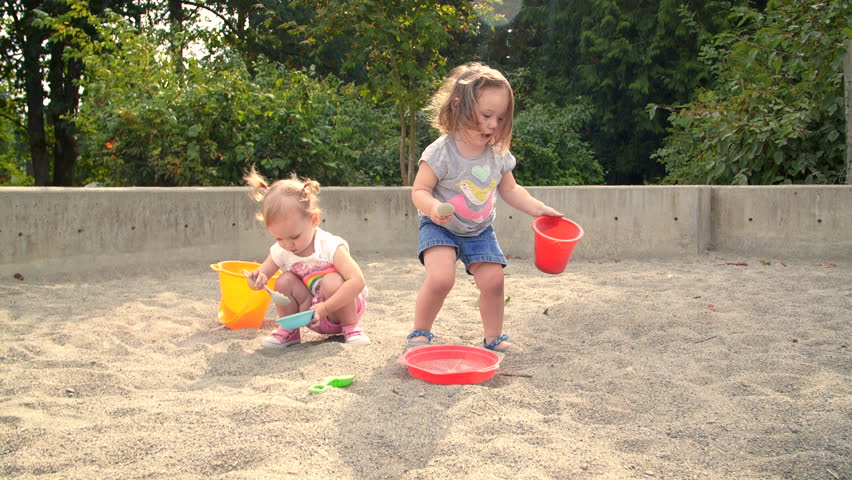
310 245 366 319
412 162 453 225
497 171 563 217
246 255 279 289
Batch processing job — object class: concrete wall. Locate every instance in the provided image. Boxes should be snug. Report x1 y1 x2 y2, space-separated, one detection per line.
1 185 849 276
711 186 852 258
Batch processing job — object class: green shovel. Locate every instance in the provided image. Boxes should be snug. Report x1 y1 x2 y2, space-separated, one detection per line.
308 375 356 394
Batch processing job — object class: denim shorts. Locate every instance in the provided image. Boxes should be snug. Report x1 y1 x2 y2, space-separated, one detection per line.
418 217 507 275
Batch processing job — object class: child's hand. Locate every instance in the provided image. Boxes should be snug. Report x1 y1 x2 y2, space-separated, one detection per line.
430 202 455 225
308 302 329 327
246 270 268 290
535 205 563 217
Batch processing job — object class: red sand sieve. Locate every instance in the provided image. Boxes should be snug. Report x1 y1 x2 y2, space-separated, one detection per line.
397 345 501 385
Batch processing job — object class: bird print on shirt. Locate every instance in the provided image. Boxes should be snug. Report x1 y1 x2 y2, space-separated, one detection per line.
447 171 497 224
458 179 497 205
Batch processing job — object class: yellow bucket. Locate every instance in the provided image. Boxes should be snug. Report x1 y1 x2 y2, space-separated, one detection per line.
210 261 281 330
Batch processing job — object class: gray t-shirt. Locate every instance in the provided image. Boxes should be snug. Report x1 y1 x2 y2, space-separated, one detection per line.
419 135 517 237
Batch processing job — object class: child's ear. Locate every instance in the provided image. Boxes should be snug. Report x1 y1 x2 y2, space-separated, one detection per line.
311 213 321 227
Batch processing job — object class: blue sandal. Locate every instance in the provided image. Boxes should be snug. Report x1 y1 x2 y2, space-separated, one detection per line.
484 333 519 352
406 330 435 348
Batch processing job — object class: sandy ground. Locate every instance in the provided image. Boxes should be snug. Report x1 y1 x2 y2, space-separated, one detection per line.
0 253 849 480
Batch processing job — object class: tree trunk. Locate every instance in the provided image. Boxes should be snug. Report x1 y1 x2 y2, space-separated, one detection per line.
21 6 49 186
168 0 185 75
398 106 407 185
407 106 417 186
844 39 851 184
47 40 82 186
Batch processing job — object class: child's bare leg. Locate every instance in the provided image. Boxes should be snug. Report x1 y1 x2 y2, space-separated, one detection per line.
411 246 457 342
261 272 312 350
273 272 311 317
316 272 358 326
315 271 370 345
470 262 512 351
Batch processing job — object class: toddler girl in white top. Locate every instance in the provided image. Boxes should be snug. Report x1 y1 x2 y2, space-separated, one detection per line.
244 168 370 349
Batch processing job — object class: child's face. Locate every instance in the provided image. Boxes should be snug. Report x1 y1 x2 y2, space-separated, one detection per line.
460 86 510 151
266 208 318 257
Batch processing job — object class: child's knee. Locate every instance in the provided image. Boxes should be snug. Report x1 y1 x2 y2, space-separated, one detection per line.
318 272 344 296
474 268 504 295
425 274 455 297
275 271 303 293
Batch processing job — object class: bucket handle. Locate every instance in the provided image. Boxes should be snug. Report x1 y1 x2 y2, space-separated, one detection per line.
532 217 584 243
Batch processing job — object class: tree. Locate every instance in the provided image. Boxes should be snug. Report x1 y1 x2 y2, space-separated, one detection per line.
475 0 740 184
0 92 31 184
75 15 399 187
2 0 49 183
512 102 605 185
0 0 139 185
169 1 335 79
293 0 477 185
653 0 850 184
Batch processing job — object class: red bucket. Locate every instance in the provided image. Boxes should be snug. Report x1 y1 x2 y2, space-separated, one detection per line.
532 217 584 274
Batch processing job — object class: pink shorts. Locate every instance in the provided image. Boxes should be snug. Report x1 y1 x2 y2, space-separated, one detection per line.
307 293 366 335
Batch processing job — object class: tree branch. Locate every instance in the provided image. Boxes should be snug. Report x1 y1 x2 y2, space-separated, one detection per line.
0 111 26 132
650 103 682 114
179 0 242 39
734 36 804 58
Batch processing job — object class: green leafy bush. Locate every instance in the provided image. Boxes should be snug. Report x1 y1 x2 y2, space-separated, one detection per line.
237 66 400 186
653 1 849 184
512 103 604 185
0 117 32 186
76 22 398 186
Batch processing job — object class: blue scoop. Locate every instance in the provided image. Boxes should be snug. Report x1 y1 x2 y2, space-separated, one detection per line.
276 310 315 329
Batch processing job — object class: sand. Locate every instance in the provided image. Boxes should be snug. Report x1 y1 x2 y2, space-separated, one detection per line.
1 253 849 479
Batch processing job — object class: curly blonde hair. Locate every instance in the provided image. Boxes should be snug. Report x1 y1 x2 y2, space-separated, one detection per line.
424 62 515 153
243 167 322 225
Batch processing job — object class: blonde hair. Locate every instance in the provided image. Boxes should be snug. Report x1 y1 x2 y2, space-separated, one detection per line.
425 62 515 153
243 166 322 225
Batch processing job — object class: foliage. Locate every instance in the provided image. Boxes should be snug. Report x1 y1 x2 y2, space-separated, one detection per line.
189 1 331 77
76 20 398 186
476 0 740 184
0 115 31 185
10 1 846 188
0 37 31 185
0 0 144 185
293 0 478 185
512 103 604 185
653 0 850 184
